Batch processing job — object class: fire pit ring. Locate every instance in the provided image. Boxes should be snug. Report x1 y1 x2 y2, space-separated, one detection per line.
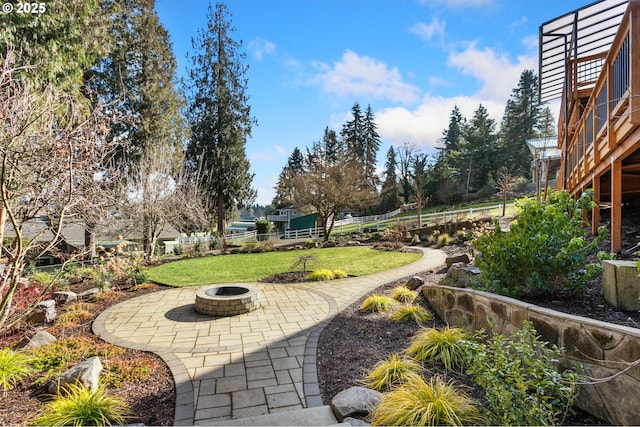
195 285 260 317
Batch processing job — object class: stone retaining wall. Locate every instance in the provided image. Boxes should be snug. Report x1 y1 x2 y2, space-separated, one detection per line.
422 284 640 425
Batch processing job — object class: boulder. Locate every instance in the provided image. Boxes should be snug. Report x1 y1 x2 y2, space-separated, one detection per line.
48 356 103 394
78 288 100 301
445 253 471 269
21 330 57 350
405 276 425 290
331 386 383 421
53 291 77 305
446 263 481 283
27 300 57 324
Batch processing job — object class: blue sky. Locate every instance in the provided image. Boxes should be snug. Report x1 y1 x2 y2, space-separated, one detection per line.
155 0 589 205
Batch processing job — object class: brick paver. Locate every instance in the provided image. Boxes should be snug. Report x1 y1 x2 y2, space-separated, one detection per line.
93 247 445 425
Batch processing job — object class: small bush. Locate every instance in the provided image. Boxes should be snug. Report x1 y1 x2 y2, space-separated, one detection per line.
306 269 334 281
390 305 433 325
437 233 451 246
391 286 417 303
332 269 347 279
0 348 32 393
360 295 396 313
406 326 469 372
56 303 94 328
32 383 132 426
472 190 605 298
362 353 421 391
463 321 579 426
370 375 484 426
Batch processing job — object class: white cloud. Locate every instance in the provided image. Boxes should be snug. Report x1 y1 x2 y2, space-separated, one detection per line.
247 37 276 61
249 144 289 163
447 42 536 101
377 94 505 150
376 44 536 151
409 18 446 42
312 50 422 105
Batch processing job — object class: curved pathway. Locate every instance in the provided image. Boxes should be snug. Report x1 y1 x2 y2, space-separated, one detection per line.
94 247 445 425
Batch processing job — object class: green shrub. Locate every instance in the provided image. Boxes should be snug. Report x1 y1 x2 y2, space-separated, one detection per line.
391 285 417 303
362 353 421 391
306 269 334 281
360 295 396 313
390 305 433 325
472 190 606 298
370 375 484 426
406 327 469 372
463 321 578 426
0 349 32 393
28 271 56 286
32 383 132 426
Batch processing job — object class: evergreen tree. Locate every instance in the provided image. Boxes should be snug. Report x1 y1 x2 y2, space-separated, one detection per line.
91 0 187 259
463 104 499 193
273 147 305 208
537 105 556 137
185 2 256 238
362 104 382 189
341 102 364 164
499 69 542 178
323 127 341 164
1 0 112 95
441 106 465 155
379 146 400 212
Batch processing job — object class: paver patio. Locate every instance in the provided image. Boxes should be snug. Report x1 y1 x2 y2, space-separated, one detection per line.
93 247 445 425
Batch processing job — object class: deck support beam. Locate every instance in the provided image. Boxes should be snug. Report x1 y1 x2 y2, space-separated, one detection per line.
611 159 622 253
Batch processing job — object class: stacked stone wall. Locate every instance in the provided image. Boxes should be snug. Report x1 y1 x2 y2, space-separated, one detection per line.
422 284 640 425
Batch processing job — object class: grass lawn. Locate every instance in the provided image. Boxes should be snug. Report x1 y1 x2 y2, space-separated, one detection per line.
147 246 421 287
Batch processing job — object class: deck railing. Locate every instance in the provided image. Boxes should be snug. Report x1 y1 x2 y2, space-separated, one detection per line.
558 4 639 193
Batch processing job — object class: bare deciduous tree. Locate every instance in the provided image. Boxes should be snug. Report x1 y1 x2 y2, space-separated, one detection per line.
0 50 120 332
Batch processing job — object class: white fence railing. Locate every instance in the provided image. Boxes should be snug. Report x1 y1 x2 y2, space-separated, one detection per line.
332 208 403 227
284 227 324 239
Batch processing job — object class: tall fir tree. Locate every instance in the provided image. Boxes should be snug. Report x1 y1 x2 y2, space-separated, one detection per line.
341 102 364 164
379 146 399 212
273 147 305 208
362 104 382 189
185 2 256 237
536 105 557 137
499 69 542 178
93 0 187 259
463 104 499 193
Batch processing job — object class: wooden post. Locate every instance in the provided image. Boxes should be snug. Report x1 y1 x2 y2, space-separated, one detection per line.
611 159 622 253
592 174 600 235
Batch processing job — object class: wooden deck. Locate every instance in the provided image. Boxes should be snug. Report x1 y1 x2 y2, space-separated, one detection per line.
556 1 640 253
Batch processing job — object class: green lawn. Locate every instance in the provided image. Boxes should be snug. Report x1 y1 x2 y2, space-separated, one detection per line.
147 246 421 287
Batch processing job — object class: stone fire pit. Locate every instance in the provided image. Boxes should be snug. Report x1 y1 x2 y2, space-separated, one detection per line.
195 285 260 317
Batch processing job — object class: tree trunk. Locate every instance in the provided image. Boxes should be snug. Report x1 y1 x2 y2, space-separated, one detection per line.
217 196 226 249
84 222 96 260
0 207 5 250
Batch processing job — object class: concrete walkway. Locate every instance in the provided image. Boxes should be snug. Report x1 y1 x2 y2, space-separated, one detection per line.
93 247 445 425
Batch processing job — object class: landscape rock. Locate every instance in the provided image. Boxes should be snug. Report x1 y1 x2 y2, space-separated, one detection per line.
405 276 425 290
78 288 100 301
445 263 481 283
48 356 103 394
53 291 78 305
331 386 383 421
445 253 471 269
27 300 57 324
21 330 57 350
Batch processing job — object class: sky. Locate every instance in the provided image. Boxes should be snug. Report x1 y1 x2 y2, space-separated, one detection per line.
154 0 591 206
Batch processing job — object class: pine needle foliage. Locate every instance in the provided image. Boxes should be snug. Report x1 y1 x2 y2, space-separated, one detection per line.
32 383 132 426
391 285 417 303
370 375 484 426
360 295 396 313
362 353 421 391
406 326 470 372
390 305 433 325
